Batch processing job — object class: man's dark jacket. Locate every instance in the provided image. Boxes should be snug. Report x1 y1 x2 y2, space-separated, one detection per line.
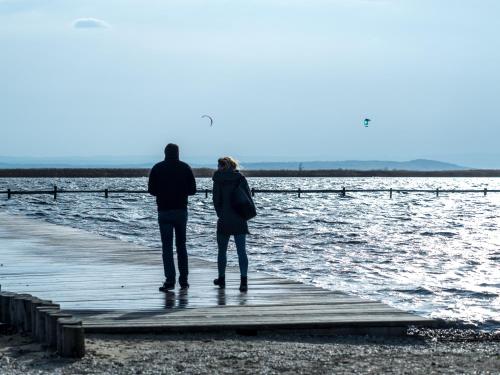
148 152 196 211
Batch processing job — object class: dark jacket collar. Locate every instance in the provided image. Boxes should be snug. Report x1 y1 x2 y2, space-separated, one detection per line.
213 169 242 183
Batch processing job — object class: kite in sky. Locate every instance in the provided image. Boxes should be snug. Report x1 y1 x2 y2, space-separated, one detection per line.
201 115 214 127
363 118 371 127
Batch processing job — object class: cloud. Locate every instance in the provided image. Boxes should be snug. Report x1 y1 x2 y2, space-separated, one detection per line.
72 18 110 29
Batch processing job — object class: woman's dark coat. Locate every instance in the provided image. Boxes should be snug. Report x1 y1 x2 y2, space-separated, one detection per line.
212 170 253 235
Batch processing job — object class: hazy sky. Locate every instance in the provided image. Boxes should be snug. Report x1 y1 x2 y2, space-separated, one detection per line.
1 0 499 166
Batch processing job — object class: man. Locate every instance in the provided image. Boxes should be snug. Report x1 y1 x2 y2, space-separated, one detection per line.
148 143 196 291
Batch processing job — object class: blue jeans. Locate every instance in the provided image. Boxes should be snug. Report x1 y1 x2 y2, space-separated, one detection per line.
158 209 188 285
217 233 248 278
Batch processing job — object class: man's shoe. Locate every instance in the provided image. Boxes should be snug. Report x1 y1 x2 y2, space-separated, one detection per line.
159 281 175 292
213 276 226 289
180 283 190 290
239 276 248 292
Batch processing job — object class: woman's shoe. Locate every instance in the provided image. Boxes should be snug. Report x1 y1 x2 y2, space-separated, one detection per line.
239 276 248 292
159 280 175 292
213 276 226 289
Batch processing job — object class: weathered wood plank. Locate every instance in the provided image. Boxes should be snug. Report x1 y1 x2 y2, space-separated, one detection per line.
0 212 435 334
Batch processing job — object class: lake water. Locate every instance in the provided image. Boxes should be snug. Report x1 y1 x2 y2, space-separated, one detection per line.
0 177 499 331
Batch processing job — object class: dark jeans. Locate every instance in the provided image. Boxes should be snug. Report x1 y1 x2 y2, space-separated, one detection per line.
217 233 248 278
158 209 188 285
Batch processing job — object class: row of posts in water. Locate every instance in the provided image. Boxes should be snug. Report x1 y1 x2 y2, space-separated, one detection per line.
2 186 497 200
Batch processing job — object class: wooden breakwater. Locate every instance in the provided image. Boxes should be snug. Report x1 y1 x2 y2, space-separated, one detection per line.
0 290 85 358
1 168 500 178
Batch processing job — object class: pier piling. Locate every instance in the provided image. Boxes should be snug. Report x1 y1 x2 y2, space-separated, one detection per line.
46 311 72 348
35 305 60 342
30 299 51 338
57 318 85 358
0 292 15 324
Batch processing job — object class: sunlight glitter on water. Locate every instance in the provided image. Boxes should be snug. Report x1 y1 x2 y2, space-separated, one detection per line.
0 177 499 330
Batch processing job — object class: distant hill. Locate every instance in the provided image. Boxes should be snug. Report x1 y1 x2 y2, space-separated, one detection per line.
240 159 467 171
3 168 500 178
0 158 467 171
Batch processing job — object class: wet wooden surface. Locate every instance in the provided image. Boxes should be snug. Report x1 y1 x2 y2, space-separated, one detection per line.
0 212 435 332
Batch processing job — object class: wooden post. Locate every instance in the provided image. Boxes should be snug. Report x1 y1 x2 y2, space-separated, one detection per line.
389 188 393 199
298 188 301 198
251 188 255 197
436 188 439 197
12 294 31 331
105 188 109 198
13 295 25 330
30 299 51 338
11 296 22 328
53 185 58 200
8 296 15 326
484 188 487 196
35 307 53 342
341 187 346 197
0 292 5 323
0 292 9 323
21 296 35 332
35 305 60 342
0 292 15 324
205 189 208 198
46 311 72 348
7 188 11 199
60 325 85 358
57 318 84 357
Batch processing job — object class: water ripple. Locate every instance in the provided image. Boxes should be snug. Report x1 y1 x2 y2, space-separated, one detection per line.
0 176 499 330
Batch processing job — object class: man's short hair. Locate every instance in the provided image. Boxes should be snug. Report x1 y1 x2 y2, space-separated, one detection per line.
165 143 179 157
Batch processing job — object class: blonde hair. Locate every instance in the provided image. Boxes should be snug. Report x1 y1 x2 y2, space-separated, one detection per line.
218 156 239 171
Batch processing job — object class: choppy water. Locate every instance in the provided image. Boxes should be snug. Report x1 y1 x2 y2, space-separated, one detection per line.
0 177 499 330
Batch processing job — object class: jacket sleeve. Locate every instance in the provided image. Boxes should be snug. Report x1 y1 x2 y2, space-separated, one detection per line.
186 166 197 196
212 180 222 218
148 166 157 196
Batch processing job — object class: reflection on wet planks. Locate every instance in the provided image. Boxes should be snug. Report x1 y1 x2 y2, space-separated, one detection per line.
0 212 436 333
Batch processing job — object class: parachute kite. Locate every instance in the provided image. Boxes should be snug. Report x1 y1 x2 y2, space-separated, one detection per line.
201 115 214 127
363 118 371 128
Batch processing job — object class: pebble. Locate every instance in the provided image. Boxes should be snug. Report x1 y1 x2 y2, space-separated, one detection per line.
0 330 499 374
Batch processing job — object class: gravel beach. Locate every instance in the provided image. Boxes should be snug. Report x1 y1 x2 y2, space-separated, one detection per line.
1 329 499 374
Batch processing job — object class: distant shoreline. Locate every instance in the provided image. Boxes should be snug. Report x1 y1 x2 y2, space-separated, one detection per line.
1 168 499 178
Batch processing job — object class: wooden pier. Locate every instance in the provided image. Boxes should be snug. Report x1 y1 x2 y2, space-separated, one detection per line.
0 212 436 337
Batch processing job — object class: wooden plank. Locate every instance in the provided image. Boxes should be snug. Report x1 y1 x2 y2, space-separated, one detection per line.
0 212 436 334
67 303 397 319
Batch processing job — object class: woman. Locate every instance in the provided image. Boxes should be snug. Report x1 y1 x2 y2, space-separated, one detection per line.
212 157 255 292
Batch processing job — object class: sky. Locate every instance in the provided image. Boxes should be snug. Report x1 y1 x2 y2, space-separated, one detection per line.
1 0 499 167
